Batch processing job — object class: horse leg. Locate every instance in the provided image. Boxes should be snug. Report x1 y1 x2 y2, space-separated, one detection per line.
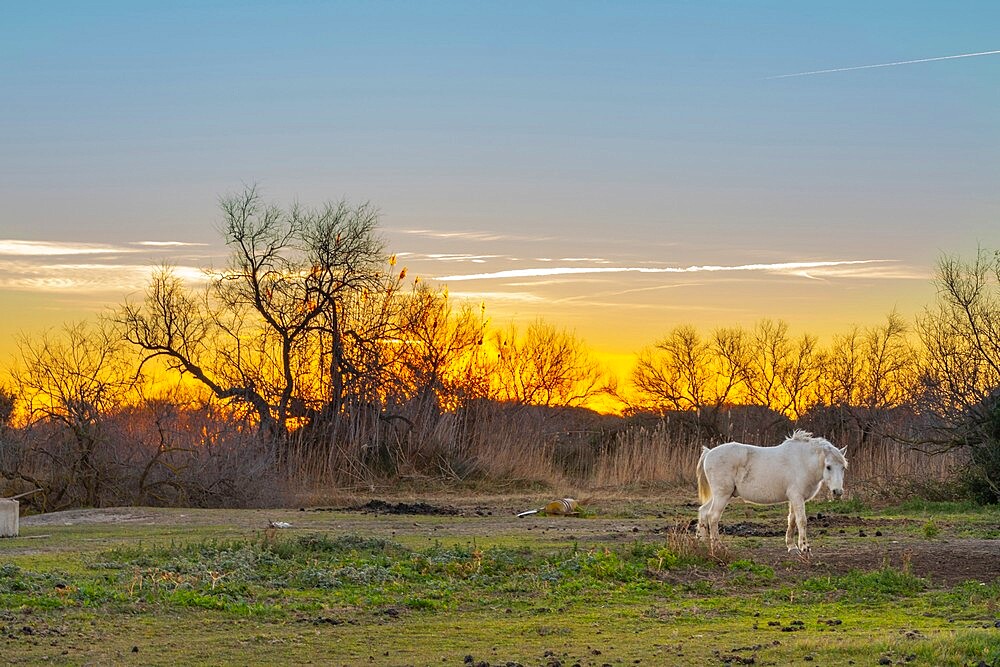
697 494 715 541
790 497 810 553
785 504 797 552
706 490 733 551
696 500 709 540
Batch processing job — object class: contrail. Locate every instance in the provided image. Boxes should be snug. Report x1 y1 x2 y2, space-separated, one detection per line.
767 49 1000 79
434 259 886 282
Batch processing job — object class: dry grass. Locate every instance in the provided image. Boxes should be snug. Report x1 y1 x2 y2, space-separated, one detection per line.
276 408 969 505
590 422 702 487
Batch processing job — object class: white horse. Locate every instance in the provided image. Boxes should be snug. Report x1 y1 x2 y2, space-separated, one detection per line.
696 430 848 554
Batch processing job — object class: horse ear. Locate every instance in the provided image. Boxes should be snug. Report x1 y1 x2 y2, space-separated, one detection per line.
839 446 848 456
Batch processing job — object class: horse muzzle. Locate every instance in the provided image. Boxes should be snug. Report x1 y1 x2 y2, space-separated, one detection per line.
831 488 844 498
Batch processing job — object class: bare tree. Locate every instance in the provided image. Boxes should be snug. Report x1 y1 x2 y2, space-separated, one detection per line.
916 247 1000 501
398 284 489 412
492 320 605 408
11 321 139 508
119 186 390 443
632 325 731 412
738 319 821 419
821 311 917 409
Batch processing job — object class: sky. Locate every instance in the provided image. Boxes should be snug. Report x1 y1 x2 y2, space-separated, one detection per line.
2 1 998 379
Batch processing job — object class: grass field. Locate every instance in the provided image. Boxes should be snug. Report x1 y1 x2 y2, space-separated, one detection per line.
1 493 999 666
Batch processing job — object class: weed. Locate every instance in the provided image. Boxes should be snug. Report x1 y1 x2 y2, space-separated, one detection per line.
802 567 926 602
818 497 867 514
728 559 775 584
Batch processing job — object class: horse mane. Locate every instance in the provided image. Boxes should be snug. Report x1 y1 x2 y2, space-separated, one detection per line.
825 441 849 468
787 429 848 468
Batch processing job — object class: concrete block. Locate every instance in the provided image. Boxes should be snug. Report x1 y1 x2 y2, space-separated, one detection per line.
0 498 18 538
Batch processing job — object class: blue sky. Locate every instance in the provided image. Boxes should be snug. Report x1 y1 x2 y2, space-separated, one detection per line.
1 1 998 365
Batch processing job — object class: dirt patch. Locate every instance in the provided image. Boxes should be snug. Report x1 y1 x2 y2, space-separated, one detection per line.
809 539 1000 586
810 512 912 529
20 509 157 526
721 521 785 537
335 500 462 516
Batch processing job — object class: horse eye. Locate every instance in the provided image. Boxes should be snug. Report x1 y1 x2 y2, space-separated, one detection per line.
826 465 831 471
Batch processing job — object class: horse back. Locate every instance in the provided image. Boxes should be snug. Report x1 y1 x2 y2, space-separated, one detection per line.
705 440 820 505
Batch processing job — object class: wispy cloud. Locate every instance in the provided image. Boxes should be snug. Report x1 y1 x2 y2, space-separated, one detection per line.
0 238 220 294
446 290 546 304
0 239 210 256
396 252 504 264
133 241 209 248
434 259 900 282
768 49 1000 79
392 228 554 243
0 262 211 293
0 240 138 257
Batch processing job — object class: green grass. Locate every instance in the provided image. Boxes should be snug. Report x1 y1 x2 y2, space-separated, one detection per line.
1 504 998 665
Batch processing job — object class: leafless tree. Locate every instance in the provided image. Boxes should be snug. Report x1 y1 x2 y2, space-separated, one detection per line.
398 284 489 412
916 248 1000 501
11 321 139 508
820 312 917 407
492 320 605 408
738 319 821 419
632 325 736 412
119 186 390 444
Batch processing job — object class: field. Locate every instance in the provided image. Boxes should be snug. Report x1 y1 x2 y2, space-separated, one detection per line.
1 492 999 666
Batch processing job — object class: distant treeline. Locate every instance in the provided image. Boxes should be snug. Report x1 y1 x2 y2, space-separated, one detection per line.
1 188 997 508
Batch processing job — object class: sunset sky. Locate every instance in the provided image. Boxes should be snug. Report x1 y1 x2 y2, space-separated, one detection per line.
2 2 998 378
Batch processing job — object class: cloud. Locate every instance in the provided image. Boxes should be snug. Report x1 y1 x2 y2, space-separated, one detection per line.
768 49 1000 79
397 252 505 264
446 290 546 304
0 237 226 294
392 228 554 243
0 262 212 293
133 241 209 248
0 240 138 257
0 239 212 256
434 259 903 282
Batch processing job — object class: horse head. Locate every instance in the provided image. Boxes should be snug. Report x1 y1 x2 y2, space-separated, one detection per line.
821 443 849 498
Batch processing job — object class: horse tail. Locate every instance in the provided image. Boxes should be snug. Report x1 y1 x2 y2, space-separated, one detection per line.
696 446 711 504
